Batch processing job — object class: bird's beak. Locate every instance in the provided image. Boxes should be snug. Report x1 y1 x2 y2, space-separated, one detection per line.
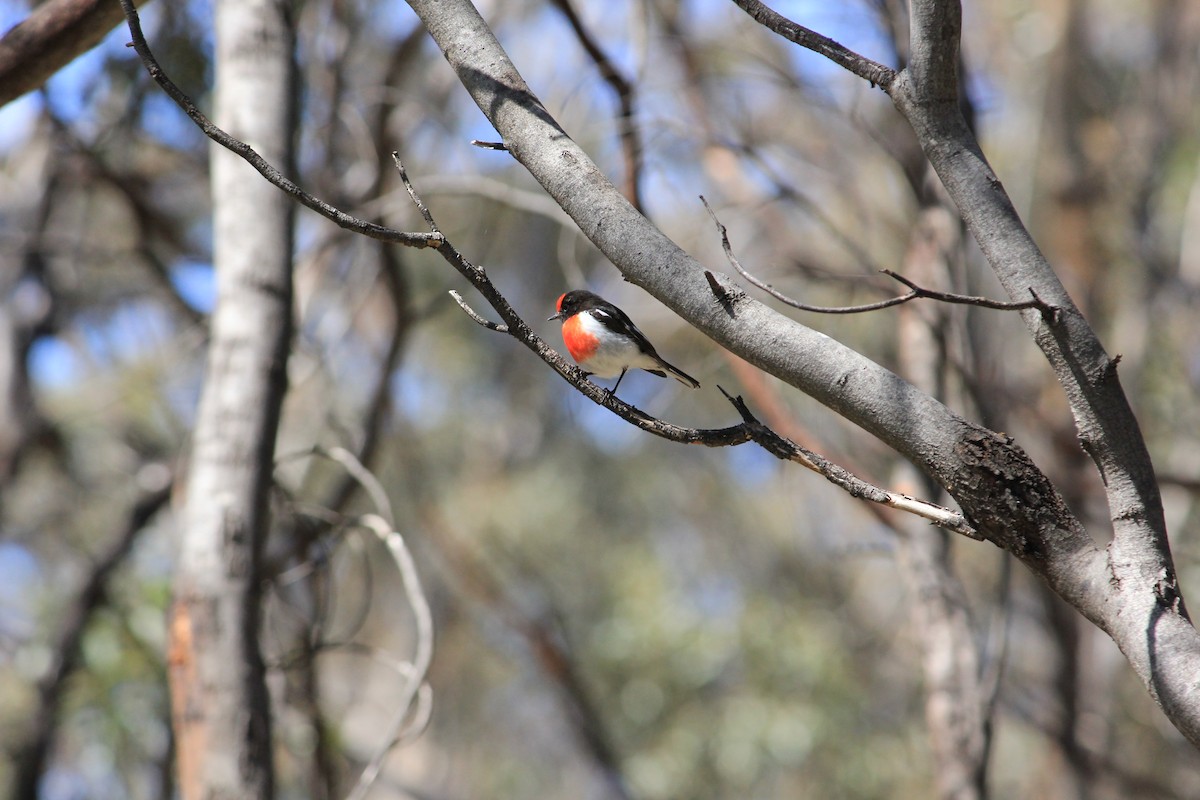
547 311 564 321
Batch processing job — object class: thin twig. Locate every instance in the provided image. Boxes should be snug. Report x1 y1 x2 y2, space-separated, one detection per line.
732 141 889 276
292 448 433 800
390 153 438 233
703 196 1058 319
275 447 396 528
449 290 508 332
116 0 442 250
347 514 434 800
729 0 898 90
716 387 978 536
881 270 1058 320
703 195 911 312
322 447 395 528
312 644 432 746
470 139 509 151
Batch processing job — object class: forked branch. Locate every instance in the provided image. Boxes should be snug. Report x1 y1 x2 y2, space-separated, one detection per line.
703 197 1058 320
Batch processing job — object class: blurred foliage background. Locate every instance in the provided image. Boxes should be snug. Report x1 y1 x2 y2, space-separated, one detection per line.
0 0 1199 797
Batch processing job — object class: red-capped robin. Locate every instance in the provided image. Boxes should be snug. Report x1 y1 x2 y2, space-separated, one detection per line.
548 289 700 395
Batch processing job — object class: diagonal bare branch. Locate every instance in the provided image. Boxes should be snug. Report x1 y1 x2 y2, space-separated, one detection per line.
729 0 898 88
116 0 442 250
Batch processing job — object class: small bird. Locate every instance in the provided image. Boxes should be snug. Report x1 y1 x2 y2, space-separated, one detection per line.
548 289 700 396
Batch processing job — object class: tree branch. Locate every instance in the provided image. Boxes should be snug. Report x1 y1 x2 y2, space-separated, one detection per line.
116 0 442 251
890 0 1169 567
0 0 150 109
275 445 436 800
703 195 1059 319
891 0 1194 740
547 0 645 212
331 454 432 800
391 0 1200 752
10 477 172 799
732 0 1200 750
728 0 898 89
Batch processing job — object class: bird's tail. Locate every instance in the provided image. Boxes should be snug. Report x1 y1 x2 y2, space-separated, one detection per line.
652 357 700 389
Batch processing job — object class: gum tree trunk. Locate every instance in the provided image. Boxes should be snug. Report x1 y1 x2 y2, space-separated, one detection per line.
167 1 295 796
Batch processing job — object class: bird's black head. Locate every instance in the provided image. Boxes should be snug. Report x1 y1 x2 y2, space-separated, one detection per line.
549 289 603 320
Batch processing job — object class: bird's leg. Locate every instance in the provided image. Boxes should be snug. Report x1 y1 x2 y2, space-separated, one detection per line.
607 368 628 397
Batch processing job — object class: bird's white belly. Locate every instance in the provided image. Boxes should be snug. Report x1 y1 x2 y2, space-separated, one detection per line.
575 312 658 377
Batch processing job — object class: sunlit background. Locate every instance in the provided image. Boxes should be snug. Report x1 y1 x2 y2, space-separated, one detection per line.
1 0 1199 797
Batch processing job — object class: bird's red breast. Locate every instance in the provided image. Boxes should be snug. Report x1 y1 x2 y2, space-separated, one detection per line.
560 313 600 363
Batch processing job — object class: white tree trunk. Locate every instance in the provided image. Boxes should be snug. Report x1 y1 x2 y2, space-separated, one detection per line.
168 1 294 797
